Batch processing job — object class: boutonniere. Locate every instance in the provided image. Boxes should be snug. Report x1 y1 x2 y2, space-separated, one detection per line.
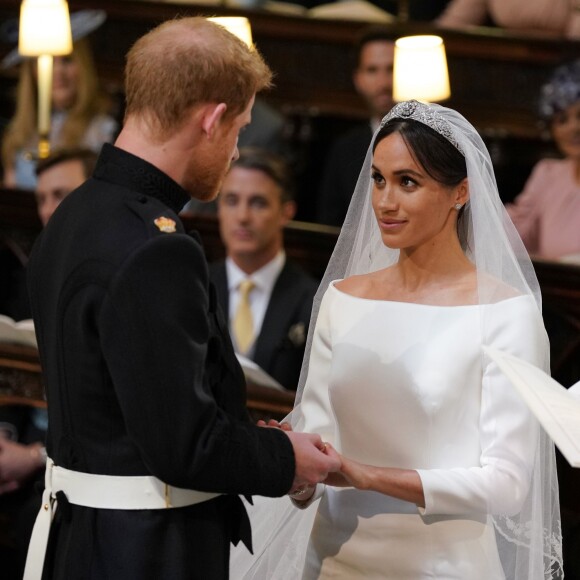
287 322 306 347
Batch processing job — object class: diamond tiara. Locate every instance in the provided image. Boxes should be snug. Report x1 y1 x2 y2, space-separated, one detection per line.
380 100 464 155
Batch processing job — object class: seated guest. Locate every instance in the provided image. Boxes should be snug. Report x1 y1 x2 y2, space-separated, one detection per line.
436 0 580 38
506 60 580 260
0 148 97 321
316 27 394 226
210 148 317 390
35 148 98 226
295 0 449 20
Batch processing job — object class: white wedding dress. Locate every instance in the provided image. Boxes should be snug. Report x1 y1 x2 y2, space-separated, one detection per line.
298 281 547 580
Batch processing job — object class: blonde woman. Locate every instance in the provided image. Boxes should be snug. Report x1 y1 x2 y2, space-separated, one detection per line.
1 10 117 189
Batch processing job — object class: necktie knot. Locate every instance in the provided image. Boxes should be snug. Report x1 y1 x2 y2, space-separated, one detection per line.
233 279 256 354
239 279 255 298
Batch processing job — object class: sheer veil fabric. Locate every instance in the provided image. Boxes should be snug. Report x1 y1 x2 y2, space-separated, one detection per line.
230 101 563 579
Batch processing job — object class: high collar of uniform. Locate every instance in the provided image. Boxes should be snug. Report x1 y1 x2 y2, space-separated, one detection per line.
94 143 190 214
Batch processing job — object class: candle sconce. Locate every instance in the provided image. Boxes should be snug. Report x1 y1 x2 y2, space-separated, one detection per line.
18 0 72 159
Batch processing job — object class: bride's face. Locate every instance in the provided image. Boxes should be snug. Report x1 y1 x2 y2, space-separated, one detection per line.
371 132 463 251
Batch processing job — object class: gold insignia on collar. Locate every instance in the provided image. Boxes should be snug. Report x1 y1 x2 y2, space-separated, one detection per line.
154 216 177 233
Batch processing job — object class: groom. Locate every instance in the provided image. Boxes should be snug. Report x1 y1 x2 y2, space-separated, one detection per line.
24 17 339 580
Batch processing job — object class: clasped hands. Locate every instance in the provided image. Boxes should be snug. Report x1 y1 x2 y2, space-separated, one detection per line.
257 419 367 502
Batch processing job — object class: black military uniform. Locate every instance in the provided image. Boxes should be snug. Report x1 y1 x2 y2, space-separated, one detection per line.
27 144 295 579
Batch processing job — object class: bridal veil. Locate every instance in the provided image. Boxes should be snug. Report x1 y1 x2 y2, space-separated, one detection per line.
231 100 563 580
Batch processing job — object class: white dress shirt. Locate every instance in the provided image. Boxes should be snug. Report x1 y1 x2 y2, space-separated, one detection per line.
226 251 285 357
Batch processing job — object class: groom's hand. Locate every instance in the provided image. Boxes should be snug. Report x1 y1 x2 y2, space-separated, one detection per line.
285 432 341 490
257 419 292 431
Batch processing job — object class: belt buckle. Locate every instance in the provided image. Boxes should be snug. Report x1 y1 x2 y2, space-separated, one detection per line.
164 483 172 508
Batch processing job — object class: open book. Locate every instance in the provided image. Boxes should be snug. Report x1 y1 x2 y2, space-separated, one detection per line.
484 346 580 467
236 354 287 392
0 315 37 348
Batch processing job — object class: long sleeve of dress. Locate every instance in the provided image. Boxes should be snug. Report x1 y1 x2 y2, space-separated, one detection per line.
290 291 336 507
417 298 547 517
297 291 336 445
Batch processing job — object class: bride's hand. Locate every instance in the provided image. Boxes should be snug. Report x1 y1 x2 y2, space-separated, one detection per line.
320 443 348 487
323 449 372 490
339 455 372 490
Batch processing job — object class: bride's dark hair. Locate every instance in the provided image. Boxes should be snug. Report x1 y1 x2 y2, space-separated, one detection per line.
373 118 466 188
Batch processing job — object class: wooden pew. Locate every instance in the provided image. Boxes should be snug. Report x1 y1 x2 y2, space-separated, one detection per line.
534 258 580 387
0 343 45 408
0 340 294 420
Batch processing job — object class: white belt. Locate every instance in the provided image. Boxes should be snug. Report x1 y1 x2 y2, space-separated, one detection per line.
24 458 221 580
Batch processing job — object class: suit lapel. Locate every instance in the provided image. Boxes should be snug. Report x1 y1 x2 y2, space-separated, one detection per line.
253 262 300 371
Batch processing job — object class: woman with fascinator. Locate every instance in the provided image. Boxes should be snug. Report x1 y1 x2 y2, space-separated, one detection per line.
232 100 562 579
507 60 580 261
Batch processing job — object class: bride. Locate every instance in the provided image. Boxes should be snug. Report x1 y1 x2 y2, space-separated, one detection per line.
232 100 563 579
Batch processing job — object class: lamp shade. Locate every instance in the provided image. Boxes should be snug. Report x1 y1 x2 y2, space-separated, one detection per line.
393 35 450 103
19 0 72 57
207 17 253 48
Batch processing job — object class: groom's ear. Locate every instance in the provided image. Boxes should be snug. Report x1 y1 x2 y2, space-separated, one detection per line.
200 103 228 139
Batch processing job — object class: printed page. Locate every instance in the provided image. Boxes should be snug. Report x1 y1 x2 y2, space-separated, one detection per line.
0 315 37 348
236 354 287 392
484 346 580 467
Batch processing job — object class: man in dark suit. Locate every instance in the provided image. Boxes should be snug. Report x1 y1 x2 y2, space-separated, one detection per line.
316 27 394 226
25 17 339 580
211 148 318 391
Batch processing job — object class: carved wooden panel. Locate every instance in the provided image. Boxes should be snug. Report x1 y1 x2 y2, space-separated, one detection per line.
0 343 45 407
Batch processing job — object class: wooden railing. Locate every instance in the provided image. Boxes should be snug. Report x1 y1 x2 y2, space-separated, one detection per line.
0 343 44 407
0 340 294 420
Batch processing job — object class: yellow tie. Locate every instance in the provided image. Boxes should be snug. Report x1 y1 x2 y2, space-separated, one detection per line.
233 279 256 354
